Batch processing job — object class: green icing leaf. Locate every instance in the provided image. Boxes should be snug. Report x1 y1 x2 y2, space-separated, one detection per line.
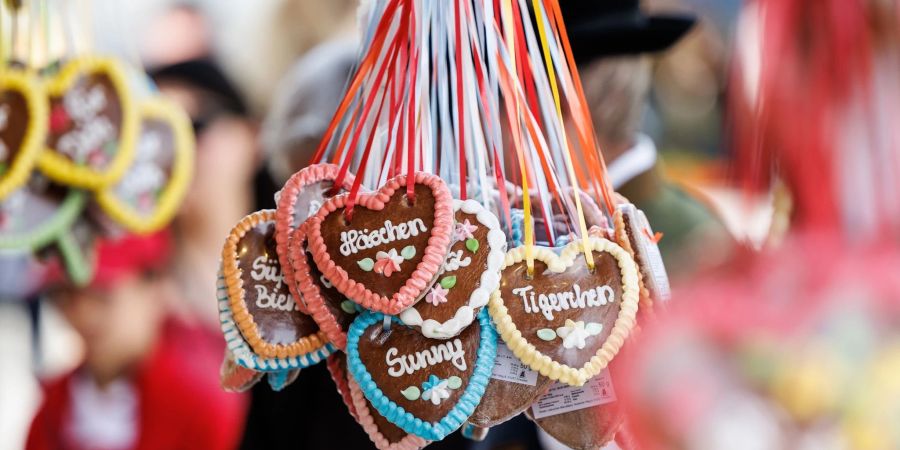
357 258 375 271
465 238 479 253
447 376 463 389
340 300 357 315
537 328 557 341
439 275 457 289
401 386 421 401
585 322 604 335
401 245 416 260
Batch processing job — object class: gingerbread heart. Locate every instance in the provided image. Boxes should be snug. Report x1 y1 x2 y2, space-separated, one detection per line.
96 96 194 233
346 310 497 441
275 163 355 314
488 238 639 386
217 264 335 374
222 210 330 359
38 56 139 189
291 220 358 350
615 203 670 304
220 350 264 393
399 199 505 339
327 352 359 421
349 375 431 450
0 174 87 251
0 69 48 200
307 172 454 314
525 375 625 450
463 342 554 435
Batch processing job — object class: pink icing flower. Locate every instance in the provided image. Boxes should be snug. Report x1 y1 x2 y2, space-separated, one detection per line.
49 104 70 133
87 149 107 168
454 219 478 241
374 249 403 277
426 285 449 306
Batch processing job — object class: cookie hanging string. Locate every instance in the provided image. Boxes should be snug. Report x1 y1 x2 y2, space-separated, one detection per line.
344 0 410 221
310 0 401 168
546 0 616 215
531 0 593 269
498 0 534 275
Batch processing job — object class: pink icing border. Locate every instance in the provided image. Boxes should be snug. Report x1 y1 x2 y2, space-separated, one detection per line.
291 221 350 350
348 376 430 450
326 354 358 421
274 163 355 314
306 172 454 315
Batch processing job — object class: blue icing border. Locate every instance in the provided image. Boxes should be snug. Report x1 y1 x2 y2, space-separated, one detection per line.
217 273 335 372
346 309 497 441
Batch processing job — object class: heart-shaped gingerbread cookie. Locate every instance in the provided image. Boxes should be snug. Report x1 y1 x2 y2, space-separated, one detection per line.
329 351 429 450
290 220 358 350
38 56 139 189
488 238 639 386
463 342 554 435
399 199 505 339
525 376 625 450
327 352 359 421
222 210 330 359
275 163 355 314
220 350 264 393
349 375 431 450
307 172 454 314
96 96 194 233
217 263 334 375
346 310 497 441
0 174 87 251
614 203 670 305
0 69 48 200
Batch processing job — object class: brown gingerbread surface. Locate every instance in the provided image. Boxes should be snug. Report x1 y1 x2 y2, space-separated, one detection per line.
238 220 320 345
410 210 490 323
498 250 623 368
320 184 439 299
0 90 28 168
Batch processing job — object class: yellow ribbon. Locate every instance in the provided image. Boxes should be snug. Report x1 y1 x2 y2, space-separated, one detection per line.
531 0 594 270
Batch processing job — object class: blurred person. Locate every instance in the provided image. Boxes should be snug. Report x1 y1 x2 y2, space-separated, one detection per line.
142 4 272 328
261 39 358 184
26 233 247 450
563 0 733 279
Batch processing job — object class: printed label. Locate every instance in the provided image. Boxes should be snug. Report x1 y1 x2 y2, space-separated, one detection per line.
637 211 671 302
489 342 538 386
530 370 616 419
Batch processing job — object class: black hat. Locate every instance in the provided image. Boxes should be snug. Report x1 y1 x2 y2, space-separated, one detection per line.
560 0 697 64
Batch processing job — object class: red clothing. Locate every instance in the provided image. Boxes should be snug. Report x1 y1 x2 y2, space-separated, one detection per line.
27 321 247 450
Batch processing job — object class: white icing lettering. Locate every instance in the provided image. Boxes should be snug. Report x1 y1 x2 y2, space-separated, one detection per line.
339 218 428 256
513 283 616 321
386 338 466 377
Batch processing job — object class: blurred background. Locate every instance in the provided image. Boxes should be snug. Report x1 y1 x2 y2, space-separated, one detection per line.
4 0 899 449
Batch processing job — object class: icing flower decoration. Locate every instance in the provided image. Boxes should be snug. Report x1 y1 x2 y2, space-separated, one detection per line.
49 103 70 133
421 375 451 406
374 248 404 277
426 285 449 306
454 219 478 241
555 319 603 350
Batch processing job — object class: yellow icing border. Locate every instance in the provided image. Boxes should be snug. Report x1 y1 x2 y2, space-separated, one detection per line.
0 68 48 199
487 237 640 386
37 56 139 190
96 96 194 233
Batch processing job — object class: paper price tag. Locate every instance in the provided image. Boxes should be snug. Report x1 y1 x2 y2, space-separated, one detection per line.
530 370 616 419
636 210 671 302
489 342 539 386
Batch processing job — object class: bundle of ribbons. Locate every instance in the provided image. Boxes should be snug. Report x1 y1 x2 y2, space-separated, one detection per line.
0 0 194 291
217 0 670 448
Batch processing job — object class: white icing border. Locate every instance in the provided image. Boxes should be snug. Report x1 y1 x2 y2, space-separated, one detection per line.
399 199 506 339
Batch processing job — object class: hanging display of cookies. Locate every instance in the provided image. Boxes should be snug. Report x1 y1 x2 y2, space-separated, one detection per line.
213 1 670 448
